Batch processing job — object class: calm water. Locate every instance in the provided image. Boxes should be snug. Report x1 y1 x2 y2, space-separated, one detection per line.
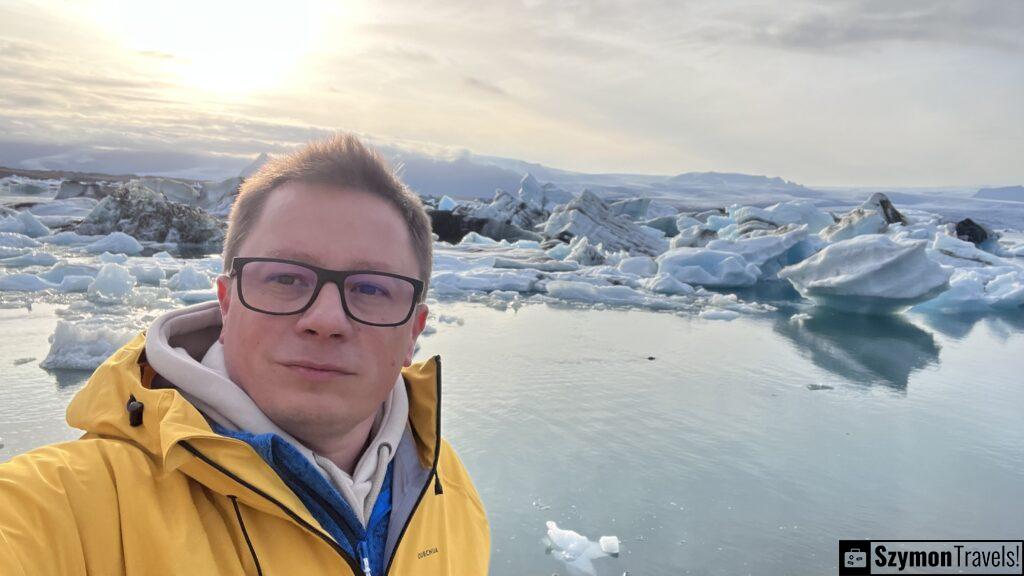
2 302 1023 575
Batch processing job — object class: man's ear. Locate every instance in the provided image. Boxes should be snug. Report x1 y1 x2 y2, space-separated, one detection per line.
215 275 231 343
403 302 429 366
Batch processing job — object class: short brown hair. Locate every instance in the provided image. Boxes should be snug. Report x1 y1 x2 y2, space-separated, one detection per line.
222 133 433 299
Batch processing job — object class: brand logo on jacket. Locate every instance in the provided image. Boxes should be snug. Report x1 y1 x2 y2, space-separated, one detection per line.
417 547 439 560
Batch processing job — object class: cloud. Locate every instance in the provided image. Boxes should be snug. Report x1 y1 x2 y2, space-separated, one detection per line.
463 76 509 97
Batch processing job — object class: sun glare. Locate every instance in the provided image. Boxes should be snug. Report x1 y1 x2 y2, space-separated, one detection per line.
81 0 348 96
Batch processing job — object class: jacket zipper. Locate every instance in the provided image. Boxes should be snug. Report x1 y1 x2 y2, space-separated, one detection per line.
382 356 443 576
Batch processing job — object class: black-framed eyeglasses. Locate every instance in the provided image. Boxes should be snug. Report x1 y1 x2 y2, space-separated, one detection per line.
228 257 425 327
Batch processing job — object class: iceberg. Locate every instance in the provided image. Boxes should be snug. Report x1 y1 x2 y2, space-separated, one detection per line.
0 229 43 248
437 195 459 211
820 193 906 243
543 521 615 576
642 272 695 295
729 200 833 234
57 275 93 293
616 255 658 277
39 262 99 284
85 232 144 255
544 280 649 306
0 273 57 291
86 263 137 303
706 225 810 277
0 210 50 238
912 267 1024 313
39 231 104 245
167 264 213 291
779 235 952 314
543 190 669 255
0 251 58 268
40 319 138 370
76 184 225 245
656 248 761 288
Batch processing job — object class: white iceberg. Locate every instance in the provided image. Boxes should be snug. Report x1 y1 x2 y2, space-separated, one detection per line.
39 262 99 284
167 263 212 291
0 251 58 268
779 235 952 314
0 232 42 249
912 267 1024 313
616 255 658 277
437 195 459 211
0 210 50 238
543 521 614 576
130 262 166 285
544 280 648 306
729 200 834 234
57 275 94 293
706 225 810 277
642 272 695 295
85 232 144 255
40 320 138 370
0 273 58 292
39 231 104 245
656 248 761 288
87 263 137 303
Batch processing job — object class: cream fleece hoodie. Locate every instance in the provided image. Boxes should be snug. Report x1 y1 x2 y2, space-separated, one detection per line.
144 301 408 527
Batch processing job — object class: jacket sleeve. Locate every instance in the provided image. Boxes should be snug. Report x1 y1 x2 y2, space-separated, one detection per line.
0 443 122 576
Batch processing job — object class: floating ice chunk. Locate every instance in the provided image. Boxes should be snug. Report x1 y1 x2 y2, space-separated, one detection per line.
642 272 695 295
437 195 459 211
544 280 647 305
0 251 58 268
617 256 658 277
130 262 166 285
0 232 42 249
779 235 952 314
0 246 28 259
699 308 741 321
729 200 833 234
705 214 734 231
707 225 809 275
545 242 572 260
656 248 761 288
492 257 578 272
99 251 128 263
85 231 143 255
675 215 702 231
912 267 1024 313
58 275 93 293
0 273 58 291
930 234 1005 267
430 269 541 295
39 231 104 245
38 262 99 283
40 320 138 370
510 239 542 250
87 263 136 303
598 536 620 555
152 250 176 261
173 289 218 304
566 236 606 266
167 263 213 290
543 521 611 576
458 231 499 246
671 224 717 249
0 210 50 237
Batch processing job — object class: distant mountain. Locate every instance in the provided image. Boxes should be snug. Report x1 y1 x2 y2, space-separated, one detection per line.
974 185 1024 202
667 172 809 192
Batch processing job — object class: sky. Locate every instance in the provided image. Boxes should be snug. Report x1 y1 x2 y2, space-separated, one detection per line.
0 0 1022 187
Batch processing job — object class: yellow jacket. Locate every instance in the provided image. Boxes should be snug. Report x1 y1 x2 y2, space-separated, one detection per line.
0 332 489 575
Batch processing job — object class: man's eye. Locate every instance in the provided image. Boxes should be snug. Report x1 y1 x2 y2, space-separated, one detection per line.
352 283 389 297
269 274 304 286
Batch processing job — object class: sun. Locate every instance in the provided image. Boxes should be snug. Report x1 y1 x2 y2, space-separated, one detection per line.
82 0 342 96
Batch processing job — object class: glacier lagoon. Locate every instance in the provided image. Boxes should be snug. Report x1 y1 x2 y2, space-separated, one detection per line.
2 298 1022 575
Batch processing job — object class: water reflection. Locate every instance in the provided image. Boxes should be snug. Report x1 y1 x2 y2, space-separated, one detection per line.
915 310 1024 341
773 310 941 390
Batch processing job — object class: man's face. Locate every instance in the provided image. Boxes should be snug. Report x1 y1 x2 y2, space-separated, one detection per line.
215 182 428 441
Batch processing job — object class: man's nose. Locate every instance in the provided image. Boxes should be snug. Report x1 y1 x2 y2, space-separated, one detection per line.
294 281 356 338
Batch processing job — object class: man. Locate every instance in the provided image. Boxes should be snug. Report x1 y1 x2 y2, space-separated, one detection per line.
0 134 490 575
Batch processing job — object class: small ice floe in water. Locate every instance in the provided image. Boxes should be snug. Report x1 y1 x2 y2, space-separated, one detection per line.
41 319 138 370
0 273 58 292
806 383 835 391
0 210 51 238
12 357 35 365
699 309 740 321
437 195 459 211
0 250 58 268
544 521 619 576
86 263 136 303
167 263 212 291
85 231 144 255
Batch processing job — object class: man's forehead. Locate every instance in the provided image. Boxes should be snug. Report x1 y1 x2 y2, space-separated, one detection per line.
262 247 403 273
